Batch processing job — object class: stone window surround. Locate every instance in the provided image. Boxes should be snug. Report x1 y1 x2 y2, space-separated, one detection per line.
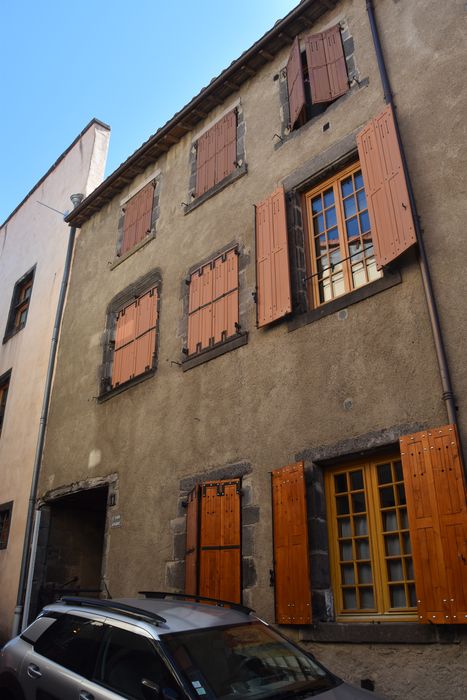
111 172 162 270
97 269 162 403
295 423 463 644
184 101 247 215
179 241 249 372
166 461 259 610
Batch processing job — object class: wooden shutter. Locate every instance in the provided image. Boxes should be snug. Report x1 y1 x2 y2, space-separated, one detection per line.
306 25 348 104
272 462 312 624
215 110 237 182
357 104 416 268
199 479 241 604
255 187 292 327
111 288 157 387
212 249 239 344
121 184 154 255
187 262 214 355
400 424 467 624
196 131 209 197
287 37 306 129
185 486 200 596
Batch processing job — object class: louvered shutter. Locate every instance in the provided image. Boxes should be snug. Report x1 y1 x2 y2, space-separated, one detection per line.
400 424 467 624
134 288 158 377
187 262 213 354
215 110 237 182
112 301 137 387
357 104 416 268
212 249 239 344
255 187 292 327
196 131 209 197
287 37 306 129
306 25 348 104
323 25 348 99
199 479 241 604
272 462 312 624
185 486 200 596
121 184 154 255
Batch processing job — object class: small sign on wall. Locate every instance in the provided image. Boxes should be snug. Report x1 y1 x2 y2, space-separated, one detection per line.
111 514 122 528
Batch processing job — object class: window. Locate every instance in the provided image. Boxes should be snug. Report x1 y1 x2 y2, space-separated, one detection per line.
185 479 241 603
305 162 381 307
195 110 237 197
326 455 416 621
110 287 159 390
0 372 10 438
34 614 105 676
118 182 156 257
0 502 13 549
4 267 35 341
186 248 240 357
287 26 349 131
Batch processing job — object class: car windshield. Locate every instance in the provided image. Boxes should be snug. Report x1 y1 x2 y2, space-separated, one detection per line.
161 621 338 699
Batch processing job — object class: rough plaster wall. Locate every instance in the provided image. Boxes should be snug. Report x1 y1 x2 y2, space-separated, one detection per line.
37 0 467 694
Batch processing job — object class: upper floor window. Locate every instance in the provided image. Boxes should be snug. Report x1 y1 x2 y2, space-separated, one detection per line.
0 371 10 438
3 267 35 342
117 181 157 258
305 163 381 307
195 110 237 197
0 502 13 549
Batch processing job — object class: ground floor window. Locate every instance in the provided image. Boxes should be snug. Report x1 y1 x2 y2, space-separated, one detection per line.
325 455 416 621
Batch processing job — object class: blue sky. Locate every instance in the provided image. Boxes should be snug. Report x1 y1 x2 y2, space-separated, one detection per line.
0 0 297 223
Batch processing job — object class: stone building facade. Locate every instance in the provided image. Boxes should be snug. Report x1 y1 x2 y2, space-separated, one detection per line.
0 119 110 642
35 2 467 698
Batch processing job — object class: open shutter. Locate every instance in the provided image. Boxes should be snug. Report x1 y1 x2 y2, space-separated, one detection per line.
287 37 306 129
306 25 348 104
134 288 158 377
255 187 292 327
121 184 154 255
212 249 239 344
400 424 467 624
199 479 241 603
357 104 417 269
322 25 348 99
112 301 137 387
272 462 312 624
185 486 200 596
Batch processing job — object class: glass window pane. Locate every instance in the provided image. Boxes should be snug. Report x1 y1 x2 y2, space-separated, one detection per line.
402 531 412 555
359 211 370 233
346 216 359 238
341 564 355 584
313 214 324 235
325 207 337 228
379 486 396 508
382 510 398 532
356 539 370 559
394 461 403 481
334 473 347 493
315 235 327 257
390 585 407 608
408 584 416 607
343 196 356 218
327 226 339 242
312 196 323 214
332 273 345 298
359 588 375 609
388 559 404 581
323 188 335 208
338 518 352 537
354 171 364 190
341 176 353 197
377 463 392 484
350 471 363 491
405 558 414 580
400 510 409 530
336 495 350 515
397 484 407 505
340 540 353 561
343 589 357 609
351 492 366 513
354 516 367 536
357 563 373 584
356 189 367 211
385 534 401 556
367 259 380 282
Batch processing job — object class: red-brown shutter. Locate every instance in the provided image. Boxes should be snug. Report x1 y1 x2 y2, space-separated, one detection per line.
212 249 239 345
196 131 209 197
199 479 241 604
111 301 137 387
287 37 306 129
215 111 237 182
306 25 348 104
272 462 312 624
255 187 292 327
121 184 154 255
357 104 417 268
187 262 214 355
322 25 348 99
400 424 467 624
185 486 200 596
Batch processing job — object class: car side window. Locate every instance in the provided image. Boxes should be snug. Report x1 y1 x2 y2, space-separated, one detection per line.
95 625 177 700
34 613 105 678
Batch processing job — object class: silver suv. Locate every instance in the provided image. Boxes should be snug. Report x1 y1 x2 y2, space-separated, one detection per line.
0 593 383 699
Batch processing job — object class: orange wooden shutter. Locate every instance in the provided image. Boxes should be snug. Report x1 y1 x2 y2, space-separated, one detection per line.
306 25 348 104
187 262 214 355
185 486 200 596
121 184 154 255
255 187 292 327
272 462 312 624
400 424 467 624
134 288 158 377
196 131 209 197
199 479 241 604
287 37 306 128
322 25 348 99
212 249 239 345
112 301 137 387
215 110 237 182
357 104 417 269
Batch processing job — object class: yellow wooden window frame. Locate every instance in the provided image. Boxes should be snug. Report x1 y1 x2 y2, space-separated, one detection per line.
304 162 381 308
325 455 417 623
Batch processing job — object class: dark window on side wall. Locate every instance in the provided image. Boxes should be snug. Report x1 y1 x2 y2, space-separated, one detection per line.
4 267 35 342
0 502 13 549
0 371 10 438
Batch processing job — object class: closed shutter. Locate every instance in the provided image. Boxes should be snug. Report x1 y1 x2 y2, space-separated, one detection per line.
121 184 154 255
272 462 312 624
196 131 209 197
199 479 241 604
255 187 292 327
111 288 157 387
400 424 467 624
306 25 348 104
188 262 214 355
287 37 306 129
196 110 237 196
185 486 200 596
357 104 416 268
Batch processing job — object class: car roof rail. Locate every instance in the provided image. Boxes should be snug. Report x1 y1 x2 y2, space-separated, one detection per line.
59 596 167 626
138 591 254 615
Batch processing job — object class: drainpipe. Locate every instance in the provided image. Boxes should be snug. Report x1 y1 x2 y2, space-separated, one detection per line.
365 1 462 463
11 193 84 637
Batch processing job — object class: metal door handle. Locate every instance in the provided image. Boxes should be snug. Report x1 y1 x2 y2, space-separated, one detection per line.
27 664 42 679
79 692 94 700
